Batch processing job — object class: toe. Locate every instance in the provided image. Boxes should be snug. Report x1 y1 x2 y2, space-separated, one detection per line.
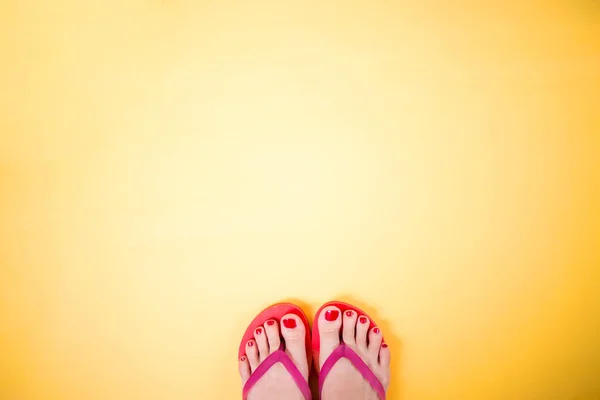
317 306 342 369
246 339 259 371
379 342 391 367
356 315 370 351
368 326 383 360
319 306 342 333
281 313 305 341
239 355 251 384
378 342 391 389
342 309 358 346
264 319 281 353
254 326 269 362
281 313 309 379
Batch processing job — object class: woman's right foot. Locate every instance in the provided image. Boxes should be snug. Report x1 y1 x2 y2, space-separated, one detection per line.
318 305 391 400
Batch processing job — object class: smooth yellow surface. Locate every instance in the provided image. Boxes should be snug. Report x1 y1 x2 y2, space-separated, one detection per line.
1 1 599 399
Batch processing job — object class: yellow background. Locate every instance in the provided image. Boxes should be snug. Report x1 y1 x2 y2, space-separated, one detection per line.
1 0 599 399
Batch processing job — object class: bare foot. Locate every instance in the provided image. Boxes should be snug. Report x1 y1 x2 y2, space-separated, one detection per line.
318 305 391 400
239 314 309 400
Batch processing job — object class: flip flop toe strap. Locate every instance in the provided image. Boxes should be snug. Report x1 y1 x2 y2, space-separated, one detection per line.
318 345 386 400
242 349 311 400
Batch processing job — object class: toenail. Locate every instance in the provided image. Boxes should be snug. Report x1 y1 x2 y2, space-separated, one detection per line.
282 318 297 329
374 327 380 334
382 343 388 348
359 316 368 324
248 341 254 347
240 356 246 361
345 310 353 317
266 320 275 326
256 328 262 335
325 310 340 321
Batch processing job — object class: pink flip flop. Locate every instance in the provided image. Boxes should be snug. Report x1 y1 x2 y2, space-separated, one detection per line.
238 303 312 400
312 301 386 400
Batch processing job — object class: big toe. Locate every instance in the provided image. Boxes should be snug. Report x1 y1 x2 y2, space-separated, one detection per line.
281 313 309 379
317 305 342 369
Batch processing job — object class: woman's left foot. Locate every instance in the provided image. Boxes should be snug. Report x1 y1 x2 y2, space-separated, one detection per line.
239 313 309 400
318 305 390 400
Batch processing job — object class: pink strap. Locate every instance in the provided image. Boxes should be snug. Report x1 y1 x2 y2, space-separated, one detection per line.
319 345 386 400
242 349 311 400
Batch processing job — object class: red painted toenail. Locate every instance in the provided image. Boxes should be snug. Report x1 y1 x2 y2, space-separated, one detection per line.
382 343 388 348
241 356 246 361
345 310 353 317
374 327 380 334
266 320 275 326
247 341 254 347
256 328 262 335
359 316 368 324
325 310 339 321
282 318 297 329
